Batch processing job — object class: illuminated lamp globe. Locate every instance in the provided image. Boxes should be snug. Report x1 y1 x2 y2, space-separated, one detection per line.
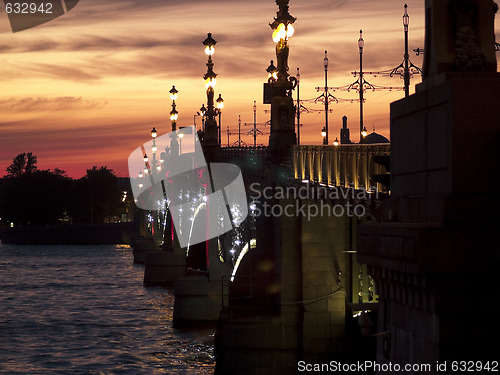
169 86 178 101
216 94 224 110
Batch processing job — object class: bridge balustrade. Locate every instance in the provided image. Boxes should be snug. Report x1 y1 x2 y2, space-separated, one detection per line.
293 144 390 192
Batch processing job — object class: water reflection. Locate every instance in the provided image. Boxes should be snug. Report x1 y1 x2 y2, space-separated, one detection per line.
0 243 214 375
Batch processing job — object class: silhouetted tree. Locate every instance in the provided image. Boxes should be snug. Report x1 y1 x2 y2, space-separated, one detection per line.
6 152 38 177
0 156 71 226
67 166 123 224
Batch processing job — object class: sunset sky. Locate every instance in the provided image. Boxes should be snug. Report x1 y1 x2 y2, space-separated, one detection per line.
0 0 498 178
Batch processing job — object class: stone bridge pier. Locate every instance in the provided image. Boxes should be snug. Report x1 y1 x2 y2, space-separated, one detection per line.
358 0 500 367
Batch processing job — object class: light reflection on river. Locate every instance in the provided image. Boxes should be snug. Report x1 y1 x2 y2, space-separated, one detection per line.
0 243 214 375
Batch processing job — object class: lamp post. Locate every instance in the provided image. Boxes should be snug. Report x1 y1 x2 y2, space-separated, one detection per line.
252 101 258 147
403 4 410 98
200 104 207 132
296 67 301 145
169 86 179 156
358 30 365 143
268 0 297 157
202 33 218 147
194 112 200 130
216 93 224 146
151 127 161 171
323 50 329 145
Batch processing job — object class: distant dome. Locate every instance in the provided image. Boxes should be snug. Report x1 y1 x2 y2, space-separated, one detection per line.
360 132 390 144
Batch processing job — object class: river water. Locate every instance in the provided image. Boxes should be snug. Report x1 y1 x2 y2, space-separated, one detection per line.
0 243 215 375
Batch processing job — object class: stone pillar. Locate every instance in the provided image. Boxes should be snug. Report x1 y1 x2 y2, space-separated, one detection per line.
358 0 499 368
358 52 500 373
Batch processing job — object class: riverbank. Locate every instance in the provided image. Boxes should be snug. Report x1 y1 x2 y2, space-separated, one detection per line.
0 222 134 245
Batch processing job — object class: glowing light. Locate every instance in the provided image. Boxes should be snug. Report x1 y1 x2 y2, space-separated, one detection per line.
169 86 178 101
205 78 216 89
230 239 257 282
205 45 215 56
272 23 294 43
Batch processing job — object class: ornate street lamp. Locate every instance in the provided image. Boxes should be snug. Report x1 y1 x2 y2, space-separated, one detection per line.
333 137 340 147
202 33 218 146
269 0 297 96
169 85 179 156
358 30 365 142
323 50 329 144
200 104 207 132
268 0 298 157
296 67 301 145
403 4 410 98
216 94 224 146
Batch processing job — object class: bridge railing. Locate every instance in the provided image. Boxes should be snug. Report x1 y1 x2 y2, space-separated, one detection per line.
214 146 269 182
293 144 390 192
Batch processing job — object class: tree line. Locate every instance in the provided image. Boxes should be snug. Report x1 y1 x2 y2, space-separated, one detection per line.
0 153 135 227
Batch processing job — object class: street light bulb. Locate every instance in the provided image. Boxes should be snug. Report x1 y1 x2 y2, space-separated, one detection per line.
286 24 294 38
151 127 158 138
333 138 340 146
178 133 184 139
321 127 327 137
216 94 224 110
273 23 287 42
205 78 216 89
361 127 368 137
152 145 157 153
170 113 178 121
272 28 281 43
143 154 148 163
205 45 215 56
358 30 364 53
